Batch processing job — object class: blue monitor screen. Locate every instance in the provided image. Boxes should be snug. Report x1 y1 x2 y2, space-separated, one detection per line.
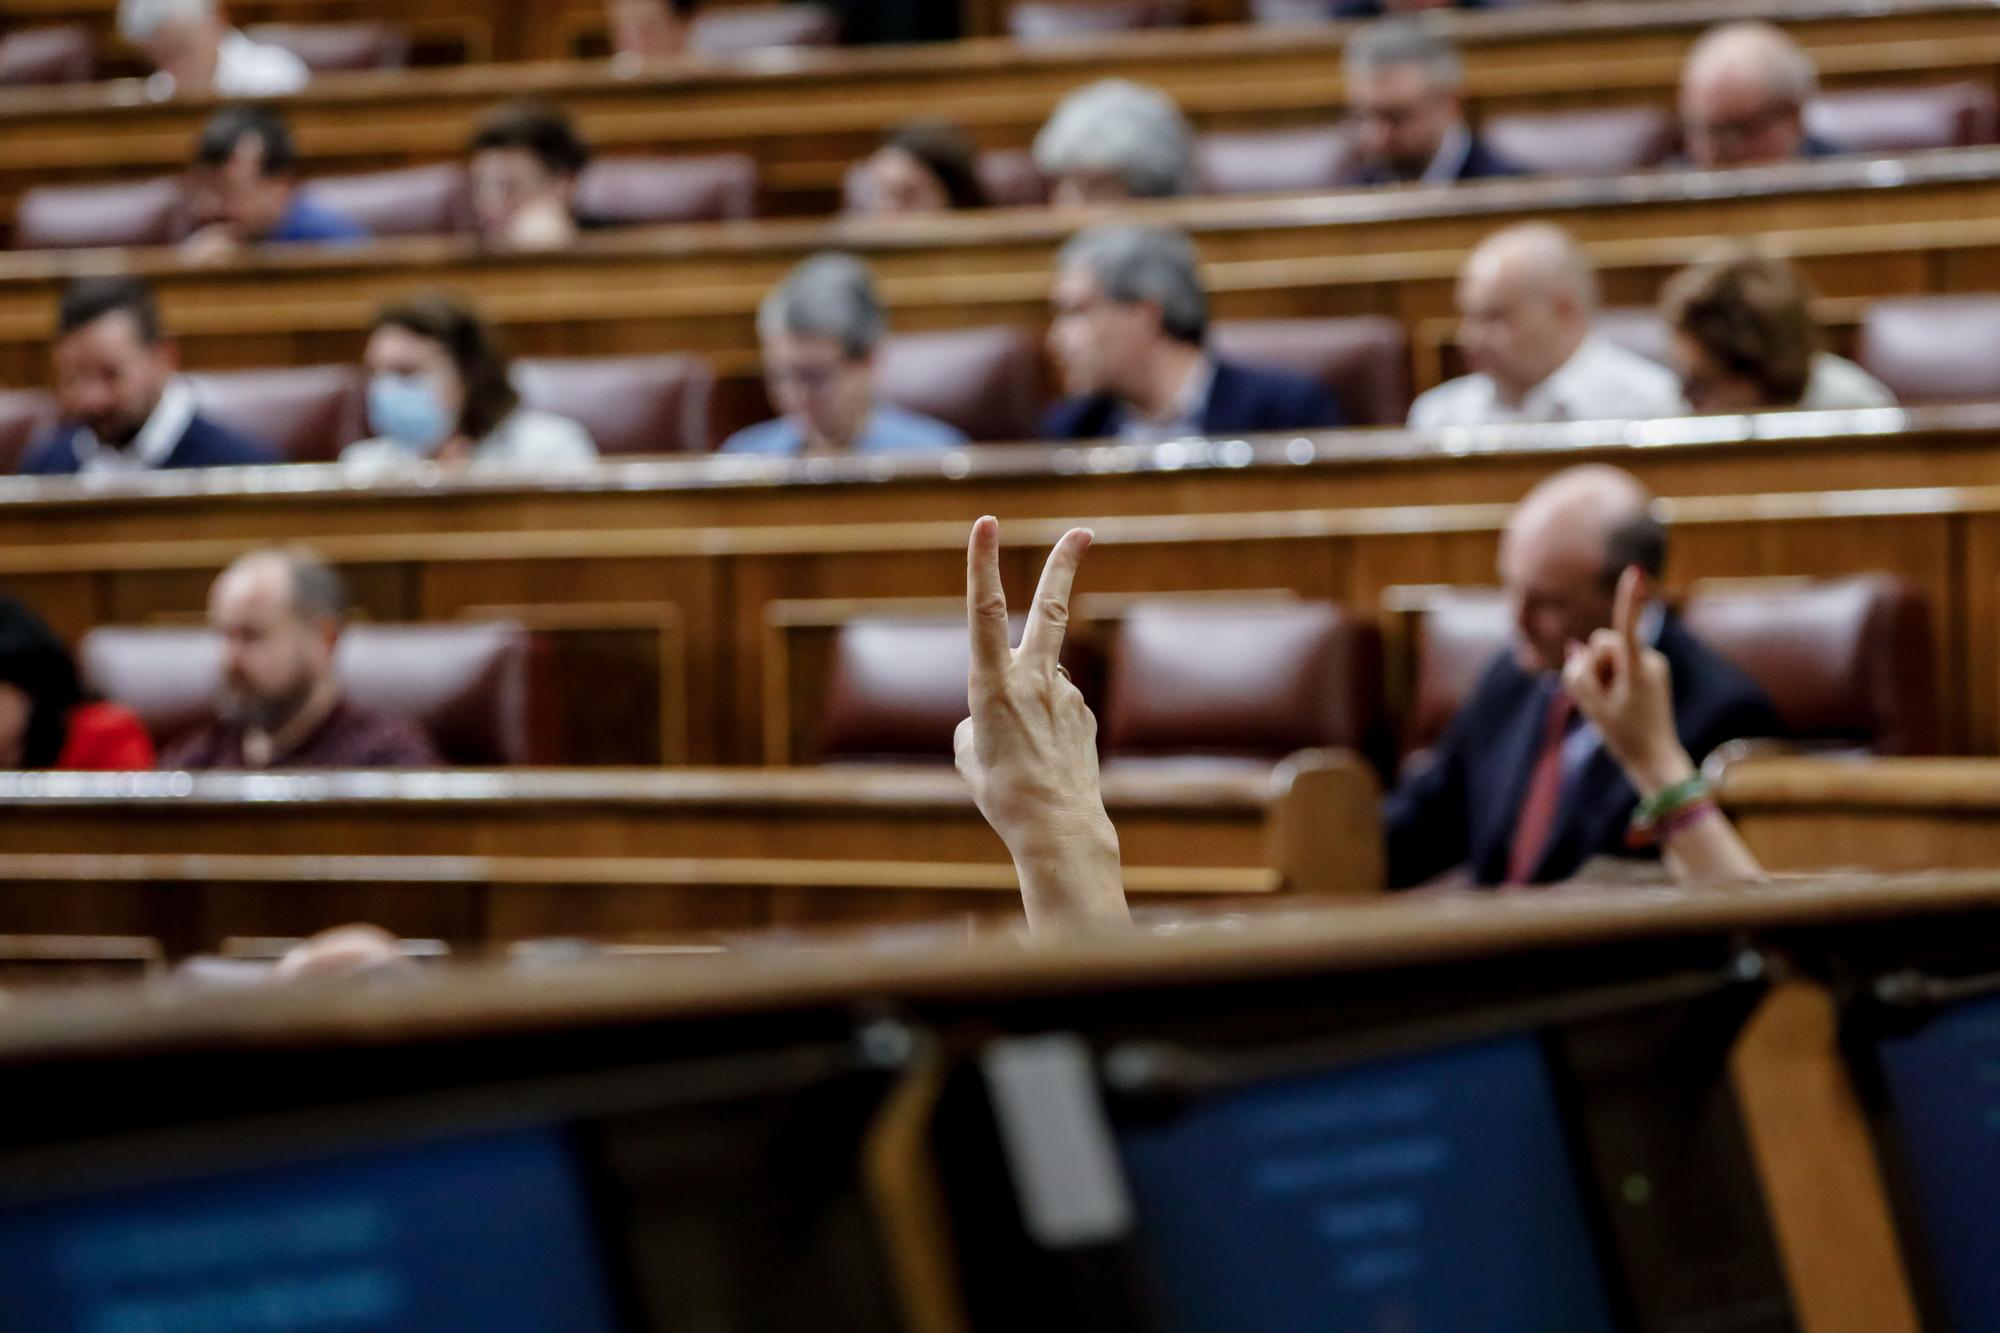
0 1126 621 1333
1117 1032 1620 1333
1875 990 2000 1329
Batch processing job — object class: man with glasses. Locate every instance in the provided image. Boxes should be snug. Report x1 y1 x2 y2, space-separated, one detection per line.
1342 20 1521 187
722 253 968 457
1679 21 1838 171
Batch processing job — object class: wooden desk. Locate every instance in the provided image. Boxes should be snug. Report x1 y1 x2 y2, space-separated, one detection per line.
0 0 1991 219
0 151 1994 389
1722 755 2000 872
0 759 1383 949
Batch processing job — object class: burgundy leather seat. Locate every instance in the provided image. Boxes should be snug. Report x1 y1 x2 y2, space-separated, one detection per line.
975 149 1049 208
306 163 470 238
817 615 1100 762
0 390 60 473
184 365 367 464
575 155 760 225
242 22 411 72
688 4 842 55
0 25 94 85
1682 576 1938 757
1009 0 1187 41
1102 601 1385 770
1210 317 1414 427
1856 295 2000 403
80 622 557 766
513 354 716 455
1481 106 1679 176
1249 0 1338 22
876 327 1045 442
14 177 186 250
1807 82 2000 154
1402 577 1937 759
1196 125 1362 196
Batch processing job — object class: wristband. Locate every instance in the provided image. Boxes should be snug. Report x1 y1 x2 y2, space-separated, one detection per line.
1627 776 1712 849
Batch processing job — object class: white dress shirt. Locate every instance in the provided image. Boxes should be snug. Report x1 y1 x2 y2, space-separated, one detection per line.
149 30 310 99
1798 354 1897 411
1116 357 1216 446
70 377 197 475
1408 334 1687 430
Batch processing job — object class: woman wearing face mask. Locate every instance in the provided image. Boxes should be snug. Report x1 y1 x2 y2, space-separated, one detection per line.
0 595 154 771
341 292 597 471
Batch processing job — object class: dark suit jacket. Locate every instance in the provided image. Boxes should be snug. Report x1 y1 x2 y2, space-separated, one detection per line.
1382 614 1784 889
20 412 279 475
1041 357 1347 442
1351 131 1525 188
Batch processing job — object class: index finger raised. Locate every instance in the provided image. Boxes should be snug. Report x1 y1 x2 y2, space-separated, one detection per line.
967 516 1013 688
1612 564 1645 656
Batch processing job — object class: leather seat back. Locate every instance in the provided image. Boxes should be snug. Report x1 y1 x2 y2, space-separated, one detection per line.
513 354 716 455
15 177 187 250
1807 81 2000 153
1210 316 1414 427
1482 105 1679 176
689 4 842 55
307 163 472 238
0 390 61 473
575 155 761 226
876 327 1045 442
1857 295 2000 403
1008 0 1187 41
242 22 411 72
0 26 94 85
185 365 367 463
1196 125 1362 196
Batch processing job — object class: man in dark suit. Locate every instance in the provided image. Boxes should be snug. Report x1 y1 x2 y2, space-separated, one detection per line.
1043 224 1346 442
1343 20 1523 187
1384 465 1783 888
21 276 277 476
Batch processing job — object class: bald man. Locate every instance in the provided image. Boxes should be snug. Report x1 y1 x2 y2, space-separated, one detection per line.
1383 466 1781 887
1679 21 1836 171
162 548 441 771
1409 223 1685 429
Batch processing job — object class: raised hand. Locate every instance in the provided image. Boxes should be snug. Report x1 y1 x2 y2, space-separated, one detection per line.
955 516 1129 931
1563 565 1690 797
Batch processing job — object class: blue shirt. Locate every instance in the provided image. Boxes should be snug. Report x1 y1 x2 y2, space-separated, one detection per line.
721 404 968 457
267 193 369 245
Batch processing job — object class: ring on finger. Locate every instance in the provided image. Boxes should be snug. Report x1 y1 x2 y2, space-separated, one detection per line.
1054 663 1072 683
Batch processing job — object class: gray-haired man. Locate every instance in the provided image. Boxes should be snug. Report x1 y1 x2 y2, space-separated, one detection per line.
722 253 969 457
1043 224 1347 443
1343 19 1522 186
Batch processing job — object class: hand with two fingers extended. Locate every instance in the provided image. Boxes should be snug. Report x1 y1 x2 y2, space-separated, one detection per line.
955 515 1128 930
1561 565 1693 798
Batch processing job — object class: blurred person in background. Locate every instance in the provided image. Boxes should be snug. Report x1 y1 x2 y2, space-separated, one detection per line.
0 596 153 771
117 0 308 98
1409 223 1685 428
181 105 367 261
724 254 967 456
343 292 596 470
1033 80 1196 206
465 100 591 252
608 0 697 62
22 277 279 475
1343 20 1521 186
1679 21 1835 170
849 121 988 216
1660 247 1894 414
1044 224 1346 442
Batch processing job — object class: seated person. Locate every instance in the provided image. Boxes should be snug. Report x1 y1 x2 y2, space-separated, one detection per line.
1044 223 1347 442
849 121 988 216
1032 80 1195 207
21 276 279 475
952 467 1782 931
1660 247 1895 413
1679 21 1835 170
117 0 309 98
0 596 154 771
342 292 597 470
163 548 442 770
608 0 697 63
1342 20 1521 186
181 105 368 261
723 253 967 456
466 100 591 252
1409 223 1687 429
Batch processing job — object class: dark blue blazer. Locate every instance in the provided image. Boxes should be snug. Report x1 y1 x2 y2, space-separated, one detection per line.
1041 358 1347 442
1351 132 1525 188
20 413 280 475
1382 614 1783 889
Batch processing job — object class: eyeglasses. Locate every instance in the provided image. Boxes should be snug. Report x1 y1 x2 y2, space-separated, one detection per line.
766 361 856 394
1347 92 1447 133
1686 98 1799 149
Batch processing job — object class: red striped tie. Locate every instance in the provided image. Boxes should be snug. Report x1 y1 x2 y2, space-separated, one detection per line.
1506 690 1575 885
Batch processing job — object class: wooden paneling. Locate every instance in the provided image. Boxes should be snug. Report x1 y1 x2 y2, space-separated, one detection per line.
1722 755 2000 872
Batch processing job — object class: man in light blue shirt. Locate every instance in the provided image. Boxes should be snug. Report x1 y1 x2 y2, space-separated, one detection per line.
723 253 968 457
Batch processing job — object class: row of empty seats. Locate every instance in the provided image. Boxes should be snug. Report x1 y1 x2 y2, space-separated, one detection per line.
0 295 1989 470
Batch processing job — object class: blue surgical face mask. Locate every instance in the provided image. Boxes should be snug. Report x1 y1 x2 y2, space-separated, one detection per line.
367 374 454 454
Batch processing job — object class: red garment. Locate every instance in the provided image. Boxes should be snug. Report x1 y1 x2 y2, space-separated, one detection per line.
57 702 157 771
1504 691 1574 885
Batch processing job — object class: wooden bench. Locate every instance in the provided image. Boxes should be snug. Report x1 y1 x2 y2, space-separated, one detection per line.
1721 754 2000 872
0 760 1383 949
0 0 1993 219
